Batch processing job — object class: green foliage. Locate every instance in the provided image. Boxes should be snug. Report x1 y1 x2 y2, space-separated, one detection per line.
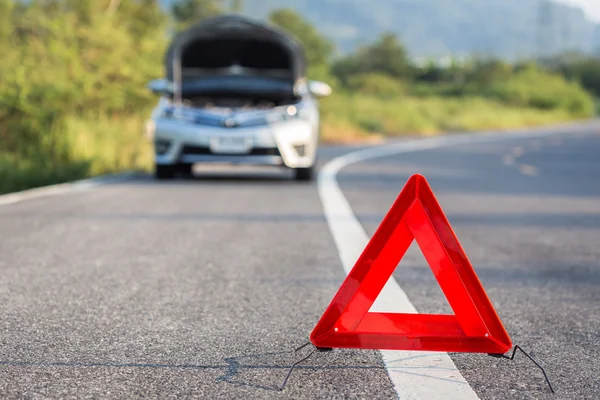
482 67 594 116
319 92 577 143
357 118 385 133
332 33 411 84
170 0 224 26
325 38 595 142
0 0 167 194
569 59 600 98
467 60 514 85
544 55 600 98
347 73 405 98
267 8 334 79
266 8 339 85
0 152 91 194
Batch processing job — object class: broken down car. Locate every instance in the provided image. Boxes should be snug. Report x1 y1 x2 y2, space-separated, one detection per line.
145 14 332 181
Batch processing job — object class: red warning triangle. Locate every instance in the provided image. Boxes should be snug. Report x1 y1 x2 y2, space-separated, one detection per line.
310 174 512 354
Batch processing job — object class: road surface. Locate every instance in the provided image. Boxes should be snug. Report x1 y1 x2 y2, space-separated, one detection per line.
0 121 599 399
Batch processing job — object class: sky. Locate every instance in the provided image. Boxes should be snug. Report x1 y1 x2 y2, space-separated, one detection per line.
159 0 600 24
557 0 600 22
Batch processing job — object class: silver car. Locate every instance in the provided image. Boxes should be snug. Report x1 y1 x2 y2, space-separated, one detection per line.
144 15 332 181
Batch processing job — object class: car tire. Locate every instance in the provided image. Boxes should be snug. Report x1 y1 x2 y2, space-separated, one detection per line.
294 166 314 182
154 164 175 180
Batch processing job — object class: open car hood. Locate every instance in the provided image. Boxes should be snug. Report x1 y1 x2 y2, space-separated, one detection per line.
163 15 307 98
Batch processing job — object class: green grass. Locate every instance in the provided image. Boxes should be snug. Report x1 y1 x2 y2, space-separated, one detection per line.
319 92 580 143
0 153 90 194
0 115 153 195
64 115 154 175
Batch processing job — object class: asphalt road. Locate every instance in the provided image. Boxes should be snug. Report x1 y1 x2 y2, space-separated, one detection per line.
1 122 599 399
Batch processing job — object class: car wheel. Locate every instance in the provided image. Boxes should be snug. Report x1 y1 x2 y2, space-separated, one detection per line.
154 164 175 180
294 166 314 182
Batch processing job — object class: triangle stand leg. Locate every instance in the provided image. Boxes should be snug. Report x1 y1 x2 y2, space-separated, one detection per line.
280 343 316 391
279 343 333 391
489 345 555 394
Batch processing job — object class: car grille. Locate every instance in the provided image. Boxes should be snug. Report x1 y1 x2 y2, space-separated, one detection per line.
180 145 281 156
164 106 271 128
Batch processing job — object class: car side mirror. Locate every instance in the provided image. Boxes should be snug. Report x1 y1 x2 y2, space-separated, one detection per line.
308 80 332 98
147 78 172 96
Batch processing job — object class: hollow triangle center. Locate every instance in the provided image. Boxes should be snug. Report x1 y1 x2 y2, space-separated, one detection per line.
369 239 453 315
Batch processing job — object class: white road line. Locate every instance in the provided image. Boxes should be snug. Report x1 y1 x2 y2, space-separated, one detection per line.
0 172 136 207
519 164 538 177
316 123 595 399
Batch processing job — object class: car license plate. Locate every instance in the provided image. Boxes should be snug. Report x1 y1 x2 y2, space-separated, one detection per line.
210 136 252 154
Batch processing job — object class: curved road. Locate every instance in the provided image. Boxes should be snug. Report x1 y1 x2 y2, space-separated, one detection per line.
0 121 599 399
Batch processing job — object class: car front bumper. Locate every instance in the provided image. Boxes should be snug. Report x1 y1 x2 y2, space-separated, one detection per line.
149 118 316 169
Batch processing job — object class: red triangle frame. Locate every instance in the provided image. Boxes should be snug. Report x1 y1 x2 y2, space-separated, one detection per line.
310 174 512 354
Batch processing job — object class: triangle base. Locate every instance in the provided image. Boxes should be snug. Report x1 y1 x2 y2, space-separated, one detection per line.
312 333 509 354
311 312 511 353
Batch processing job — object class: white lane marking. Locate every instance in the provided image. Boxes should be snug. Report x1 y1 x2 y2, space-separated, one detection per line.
519 164 538 177
511 146 525 157
0 172 135 207
530 139 543 151
316 125 593 399
502 154 515 166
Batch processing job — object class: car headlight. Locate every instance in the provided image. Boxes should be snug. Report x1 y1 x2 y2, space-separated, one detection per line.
287 105 298 117
276 105 310 122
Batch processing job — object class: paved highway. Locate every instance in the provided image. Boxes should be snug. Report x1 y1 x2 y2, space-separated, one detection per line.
0 121 599 399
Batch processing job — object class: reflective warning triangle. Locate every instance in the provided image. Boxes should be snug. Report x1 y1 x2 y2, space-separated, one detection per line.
310 174 512 354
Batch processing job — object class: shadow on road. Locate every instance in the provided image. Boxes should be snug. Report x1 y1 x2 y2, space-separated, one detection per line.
0 350 389 393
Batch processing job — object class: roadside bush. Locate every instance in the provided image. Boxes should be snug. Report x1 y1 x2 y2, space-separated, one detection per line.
347 73 405 98
0 1 166 194
483 68 595 116
467 59 514 85
0 152 90 194
553 57 600 98
358 117 385 132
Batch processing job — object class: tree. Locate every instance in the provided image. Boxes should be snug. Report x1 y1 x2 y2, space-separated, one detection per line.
170 0 224 27
332 32 411 84
116 0 169 40
0 0 168 159
0 0 14 42
268 8 334 68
